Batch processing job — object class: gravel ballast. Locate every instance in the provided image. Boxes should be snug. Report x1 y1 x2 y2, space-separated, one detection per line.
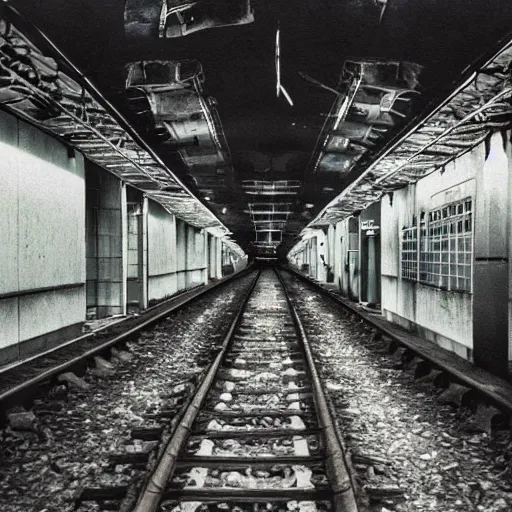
282 271 512 512
0 273 256 512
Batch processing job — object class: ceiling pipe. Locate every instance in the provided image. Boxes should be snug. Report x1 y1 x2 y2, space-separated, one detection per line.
2 2 236 241
164 135 199 150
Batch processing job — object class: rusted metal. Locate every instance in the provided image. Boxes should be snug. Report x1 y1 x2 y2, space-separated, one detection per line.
176 455 324 467
162 488 332 501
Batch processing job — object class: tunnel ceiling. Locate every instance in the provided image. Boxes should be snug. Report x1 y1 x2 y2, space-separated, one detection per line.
10 0 512 256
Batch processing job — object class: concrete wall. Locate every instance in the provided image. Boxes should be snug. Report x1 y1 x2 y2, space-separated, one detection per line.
0 107 245 367
473 131 510 376
293 219 360 299
150 213 212 297
360 202 381 304
288 130 512 375
147 203 217 303
208 234 222 279
0 110 86 364
186 224 207 287
147 200 177 302
302 230 326 281
381 145 483 361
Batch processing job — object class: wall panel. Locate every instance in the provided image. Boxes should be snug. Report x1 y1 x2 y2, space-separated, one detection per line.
19 288 85 343
147 200 177 301
18 121 85 290
0 110 86 365
0 112 19 295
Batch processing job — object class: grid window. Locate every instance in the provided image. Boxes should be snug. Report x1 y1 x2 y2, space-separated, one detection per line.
401 225 418 280
419 198 473 292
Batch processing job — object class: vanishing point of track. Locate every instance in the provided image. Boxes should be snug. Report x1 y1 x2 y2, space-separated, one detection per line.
130 268 357 512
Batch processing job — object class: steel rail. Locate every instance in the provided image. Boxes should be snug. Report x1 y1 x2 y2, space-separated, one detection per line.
274 268 359 512
0 266 254 410
282 265 512 418
131 269 261 512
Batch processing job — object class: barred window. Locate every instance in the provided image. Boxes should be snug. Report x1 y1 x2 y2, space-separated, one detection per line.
419 198 473 292
401 223 418 280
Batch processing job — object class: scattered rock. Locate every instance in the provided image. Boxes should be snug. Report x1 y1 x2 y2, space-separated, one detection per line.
111 348 133 362
57 372 90 391
8 410 37 431
281 273 512 512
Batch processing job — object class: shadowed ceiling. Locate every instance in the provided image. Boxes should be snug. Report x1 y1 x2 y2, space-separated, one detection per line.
13 0 512 256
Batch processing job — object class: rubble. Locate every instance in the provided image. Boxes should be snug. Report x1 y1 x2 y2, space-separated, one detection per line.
283 273 512 512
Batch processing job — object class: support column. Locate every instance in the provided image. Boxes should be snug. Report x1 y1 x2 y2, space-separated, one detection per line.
348 217 360 301
367 233 377 304
317 232 327 283
306 243 310 273
176 219 187 291
360 203 381 306
126 187 147 313
208 234 215 279
186 225 205 287
327 225 335 282
86 165 126 318
310 239 317 279
147 200 177 301
185 224 193 288
474 132 509 377
216 238 222 278
203 230 209 285
121 183 128 316
334 222 343 290
140 196 148 309
308 230 326 282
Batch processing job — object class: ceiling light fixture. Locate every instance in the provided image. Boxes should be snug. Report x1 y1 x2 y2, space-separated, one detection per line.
275 23 293 107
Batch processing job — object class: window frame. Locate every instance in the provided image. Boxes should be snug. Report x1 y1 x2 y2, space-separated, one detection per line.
400 197 473 293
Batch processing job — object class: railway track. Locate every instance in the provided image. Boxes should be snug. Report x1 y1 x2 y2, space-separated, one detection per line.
0 268 253 418
281 266 512 435
78 268 357 512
